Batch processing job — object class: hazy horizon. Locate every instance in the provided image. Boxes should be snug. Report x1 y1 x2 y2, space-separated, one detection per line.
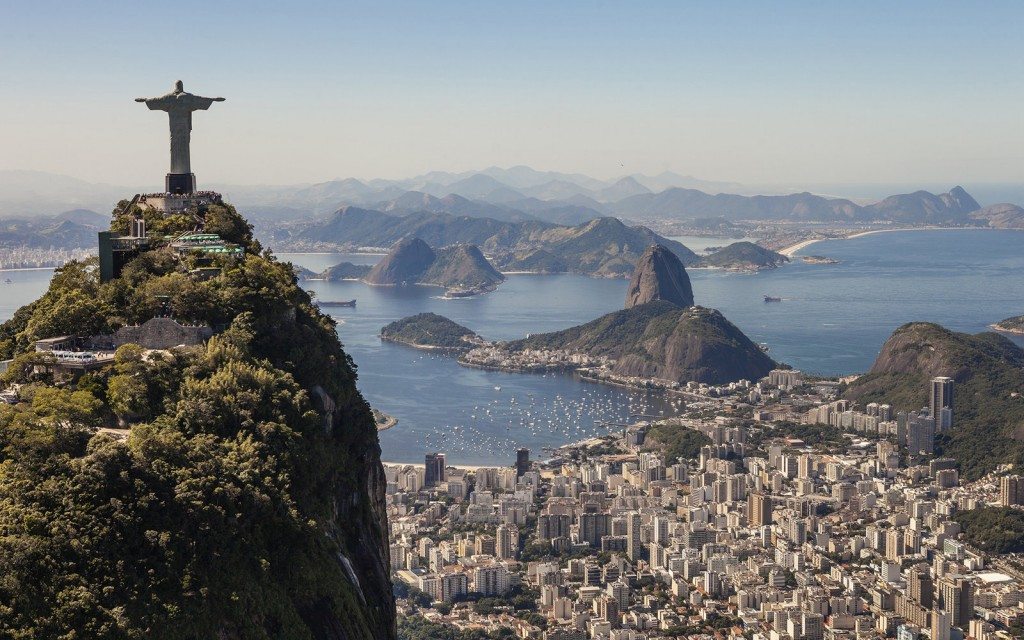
3 1 1024 187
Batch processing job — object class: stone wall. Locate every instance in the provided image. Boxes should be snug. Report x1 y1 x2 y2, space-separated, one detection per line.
110 317 213 350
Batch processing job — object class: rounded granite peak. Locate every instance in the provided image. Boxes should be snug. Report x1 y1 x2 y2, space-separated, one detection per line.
624 244 695 310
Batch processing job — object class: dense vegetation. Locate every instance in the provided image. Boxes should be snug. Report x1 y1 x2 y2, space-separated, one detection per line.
993 314 1024 333
397 616 514 640
510 301 776 385
0 200 394 638
953 506 1024 554
380 313 480 351
844 322 1024 479
645 422 713 462
319 261 372 281
419 244 505 291
756 421 851 450
697 241 788 270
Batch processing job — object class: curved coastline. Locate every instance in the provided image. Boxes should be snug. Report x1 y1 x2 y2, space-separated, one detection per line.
778 226 1022 257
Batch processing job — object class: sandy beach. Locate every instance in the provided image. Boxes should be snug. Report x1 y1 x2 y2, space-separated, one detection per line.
778 238 825 257
381 461 494 471
779 226 1015 257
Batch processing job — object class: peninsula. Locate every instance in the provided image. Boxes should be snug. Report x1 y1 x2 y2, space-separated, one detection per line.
991 314 1024 335
460 244 776 387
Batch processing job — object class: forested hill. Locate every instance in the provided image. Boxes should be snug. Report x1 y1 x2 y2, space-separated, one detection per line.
843 322 1024 479
0 199 396 638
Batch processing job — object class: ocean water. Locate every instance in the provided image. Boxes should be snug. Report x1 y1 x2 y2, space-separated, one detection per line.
4 229 1023 465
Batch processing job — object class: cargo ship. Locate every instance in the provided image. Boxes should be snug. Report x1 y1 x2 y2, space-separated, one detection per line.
318 299 356 307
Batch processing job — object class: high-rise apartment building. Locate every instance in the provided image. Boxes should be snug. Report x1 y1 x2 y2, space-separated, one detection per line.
748 492 772 527
930 376 954 432
626 513 642 562
515 448 530 478
1000 475 1023 507
425 452 446 487
937 575 973 627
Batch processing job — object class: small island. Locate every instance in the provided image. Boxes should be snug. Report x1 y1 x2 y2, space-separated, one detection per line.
320 261 372 280
371 408 398 431
991 314 1024 335
380 313 485 351
697 241 789 272
802 255 840 265
364 238 506 294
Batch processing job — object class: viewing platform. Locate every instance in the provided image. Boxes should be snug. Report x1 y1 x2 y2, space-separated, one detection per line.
138 190 223 214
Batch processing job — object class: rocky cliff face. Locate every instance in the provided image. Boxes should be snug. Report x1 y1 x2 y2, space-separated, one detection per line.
363 237 437 285
863 186 981 223
971 203 1024 229
624 245 695 309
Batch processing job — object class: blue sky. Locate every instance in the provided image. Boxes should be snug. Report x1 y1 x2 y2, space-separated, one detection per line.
2 1 1022 187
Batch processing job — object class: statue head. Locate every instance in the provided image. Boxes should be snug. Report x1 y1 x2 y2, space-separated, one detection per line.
174 80 184 93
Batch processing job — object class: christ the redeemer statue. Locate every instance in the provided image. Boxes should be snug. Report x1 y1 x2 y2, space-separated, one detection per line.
136 80 224 194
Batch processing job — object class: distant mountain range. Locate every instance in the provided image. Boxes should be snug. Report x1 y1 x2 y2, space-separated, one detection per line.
0 208 108 249
3 167 1024 237
278 209 700 278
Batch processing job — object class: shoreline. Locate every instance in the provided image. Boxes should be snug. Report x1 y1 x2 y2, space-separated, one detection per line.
778 225 1018 257
777 238 825 257
381 461 496 471
380 335 476 353
0 266 61 273
991 322 1024 336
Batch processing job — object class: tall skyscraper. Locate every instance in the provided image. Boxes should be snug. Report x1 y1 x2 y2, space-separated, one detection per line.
1000 475 1023 507
931 609 952 640
515 448 530 478
937 575 973 627
496 524 517 559
907 411 935 455
930 377 954 432
748 492 773 527
579 513 611 548
626 513 642 562
425 452 446 487
908 566 934 608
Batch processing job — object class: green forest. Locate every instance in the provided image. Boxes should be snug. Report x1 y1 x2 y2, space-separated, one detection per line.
0 200 393 638
953 506 1024 554
380 313 479 350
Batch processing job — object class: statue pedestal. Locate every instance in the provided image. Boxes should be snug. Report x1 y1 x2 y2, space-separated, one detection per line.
139 191 222 214
165 173 196 195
